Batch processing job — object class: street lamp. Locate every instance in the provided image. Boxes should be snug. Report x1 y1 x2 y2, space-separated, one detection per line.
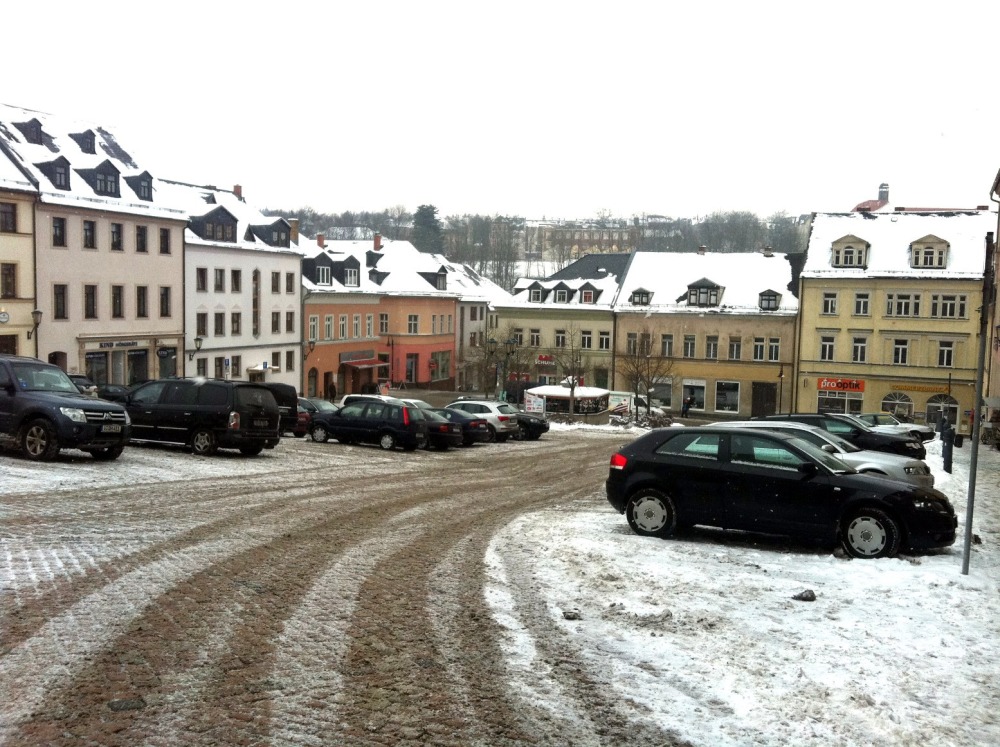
778 362 785 414
187 335 203 361
26 308 42 339
303 337 316 359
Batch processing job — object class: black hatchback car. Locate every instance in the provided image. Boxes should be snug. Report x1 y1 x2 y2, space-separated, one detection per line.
312 399 428 451
754 413 926 460
606 426 956 559
124 378 280 456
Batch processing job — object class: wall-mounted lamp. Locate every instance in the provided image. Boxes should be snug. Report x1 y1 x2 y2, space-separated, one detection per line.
187 335 203 361
303 338 317 358
26 308 42 339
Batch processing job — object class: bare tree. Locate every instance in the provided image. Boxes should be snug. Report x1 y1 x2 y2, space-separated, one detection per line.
616 325 675 413
544 323 589 414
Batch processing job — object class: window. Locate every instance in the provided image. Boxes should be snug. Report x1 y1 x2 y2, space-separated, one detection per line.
83 220 96 249
136 286 148 318
345 268 359 287
768 338 780 362
196 268 208 292
197 359 208 377
272 352 281 369
820 336 835 361
822 292 837 315
231 269 241 293
581 289 594 304
555 330 566 348
111 285 124 318
196 312 208 337
715 381 739 412
631 290 651 305
366 314 374 337
286 350 295 372
938 341 954 367
706 336 718 359
893 339 909 365
0 203 15 232
728 336 741 360
408 314 419 334
94 171 118 195
137 178 151 200
912 245 947 268
159 286 171 317
581 330 592 349
214 269 225 292
271 312 281 334
52 217 66 246
111 223 123 251
753 337 765 361
448 315 453 333
886 293 920 317
759 292 779 311
353 314 361 338
683 335 696 358
529 329 541 347
639 333 651 355
555 289 568 303
379 313 389 334
599 331 610 351
214 357 225 379
136 225 147 253
159 228 171 254
339 315 347 338
286 272 295 293
626 333 638 355
214 312 225 336
529 288 542 303
317 266 331 285
54 284 68 319
931 294 966 319
231 312 242 336
231 355 242 378
852 337 867 363
54 164 68 189
854 292 869 316
309 315 320 342
512 328 523 345
271 272 281 293
688 287 719 306
833 244 866 267
0 263 15 298
661 334 674 357
324 315 333 339
432 315 437 334
84 285 98 319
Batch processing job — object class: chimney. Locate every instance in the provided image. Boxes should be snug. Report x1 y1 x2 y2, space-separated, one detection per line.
763 245 773 257
697 244 707 255
878 182 889 202
317 233 325 248
289 218 299 243
233 184 243 200
374 232 382 251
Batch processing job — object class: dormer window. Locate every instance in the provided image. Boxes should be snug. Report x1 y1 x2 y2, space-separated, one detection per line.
125 172 154 202
555 289 568 303
687 287 719 306
138 178 151 200
345 268 359 286
529 288 542 302
436 274 446 290
70 130 96 154
910 236 949 268
581 289 594 304
759 291 780 310
54 164 68 189
317 266 331 285
831 235 870 268
14 119 43 145
630 289 651 305
95 171 117 195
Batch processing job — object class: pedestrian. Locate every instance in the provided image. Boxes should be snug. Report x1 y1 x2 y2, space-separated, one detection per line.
681 396 691 418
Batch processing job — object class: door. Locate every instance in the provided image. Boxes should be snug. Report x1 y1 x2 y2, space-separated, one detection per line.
751 382 777 417
154 380 201 444
647 431 729 527
124 380 169 441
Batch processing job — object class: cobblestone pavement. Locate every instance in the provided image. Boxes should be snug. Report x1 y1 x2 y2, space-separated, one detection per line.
0 430 686 746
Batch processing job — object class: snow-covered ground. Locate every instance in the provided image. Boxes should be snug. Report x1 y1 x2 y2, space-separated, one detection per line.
488 426 1000 746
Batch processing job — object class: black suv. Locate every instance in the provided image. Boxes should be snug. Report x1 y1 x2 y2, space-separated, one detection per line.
313 398 428 451
262 382 299 436
0 355 130 461
124 378 280 456
754 413 926 459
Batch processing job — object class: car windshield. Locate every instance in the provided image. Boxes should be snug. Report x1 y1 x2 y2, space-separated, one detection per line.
838 414 873 431
405 399 433 409
497 404 519 415
870 414 898 425
310 399 339 412
825 432 861 452
786 436 856 473
11 362 79 393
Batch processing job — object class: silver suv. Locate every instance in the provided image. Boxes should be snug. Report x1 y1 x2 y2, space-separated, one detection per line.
444 399 520 442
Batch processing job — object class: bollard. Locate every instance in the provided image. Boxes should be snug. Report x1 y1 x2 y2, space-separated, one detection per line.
939 418 953 474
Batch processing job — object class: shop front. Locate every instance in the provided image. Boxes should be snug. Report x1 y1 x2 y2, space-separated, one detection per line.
340 349 389 394
816 377 864 414
76 336 179 385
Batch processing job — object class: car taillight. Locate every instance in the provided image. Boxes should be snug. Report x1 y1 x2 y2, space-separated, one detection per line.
499 415 510 422
402 407 410 426
229 412 240 430
609 453 627 470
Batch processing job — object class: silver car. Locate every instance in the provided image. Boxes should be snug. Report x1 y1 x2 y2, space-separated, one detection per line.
711 420 934 488
444 399 520 442
857 413 936 442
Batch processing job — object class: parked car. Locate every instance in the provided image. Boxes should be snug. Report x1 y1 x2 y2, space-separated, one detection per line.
301 398 341 441
0 355 131 461
753 413 926 459
513 410 549 440
711 420 934 488
338 393 402 408
444 399 520 442
400 398 435 410
421 409 464 450
310 399 428 451
606 426 956 559
68 373 98 397
262 382 299 438
96 383 133 402
124 378 280 456
424 407 491 446
857 412 936 442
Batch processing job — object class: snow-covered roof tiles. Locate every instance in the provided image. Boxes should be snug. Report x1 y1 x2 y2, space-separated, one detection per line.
615 251 798 314
508 274 621 309
802 211 995 279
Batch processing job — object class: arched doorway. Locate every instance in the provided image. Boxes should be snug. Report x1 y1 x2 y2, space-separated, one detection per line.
307 367 318 397
926 394 958 427
881 392 914 420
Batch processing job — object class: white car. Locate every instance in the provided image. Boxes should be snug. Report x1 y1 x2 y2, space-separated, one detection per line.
444 399 520 442
857 413 936 442
711 420 934 488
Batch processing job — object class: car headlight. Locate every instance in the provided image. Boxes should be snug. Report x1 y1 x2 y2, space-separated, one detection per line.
903 465 927 475
59 407 87 423
912 497 948 512
123 410 131 426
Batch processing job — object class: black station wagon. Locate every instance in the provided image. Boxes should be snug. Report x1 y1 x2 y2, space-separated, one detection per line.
606 426 956 559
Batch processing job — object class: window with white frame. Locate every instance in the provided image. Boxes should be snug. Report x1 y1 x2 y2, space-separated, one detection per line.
930 294 966 318
852 337 867 363
379 313 389 334
705 336 718 359
893 339 909 365
555 289 568 303
854 292 870 316
938 341 954 367
768 338 780 361
324 315 333 339
529 329 541 347
822 292 838 314
353 314 361 338
408 314 419 334
345 268 359 286
317 266 331 285
661 334 674 357
366 314 373 338
728 336 741 360
512 328 523 345
599 331 610 350
581 289 594 304
309 315 319 341
683 335 696 358
626 333 638 355
833 244 867 267
820 336 835 361
339 315 347 338
886 293 921 317
432 315 437 334
555 329 567 348
752 337 765 361
529 288 542 302
581 330 592 349
911 245 948 268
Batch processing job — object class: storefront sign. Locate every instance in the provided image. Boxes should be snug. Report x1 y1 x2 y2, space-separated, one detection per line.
892 383 949 393
536 354 556 367
817 377 865 392
98 340 140 348
341 349 375 363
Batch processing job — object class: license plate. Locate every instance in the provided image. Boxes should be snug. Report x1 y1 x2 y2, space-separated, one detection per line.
254 419 269 427
101 424 122 433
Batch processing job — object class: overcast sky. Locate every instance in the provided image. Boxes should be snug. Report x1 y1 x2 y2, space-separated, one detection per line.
5 1 1000 222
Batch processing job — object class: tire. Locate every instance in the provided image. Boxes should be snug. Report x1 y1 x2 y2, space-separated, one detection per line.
21 418 61 461
89 445 125 461
528 432 542 441
190 429 218 456
841 508 901 559
239 444 264 456
311 424 329 443
517 423 530 440
486 425 497 443
379 432 396 450
496 434 509 443
626 488 677 538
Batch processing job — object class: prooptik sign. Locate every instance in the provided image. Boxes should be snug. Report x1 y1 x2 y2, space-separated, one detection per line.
818 377 865 392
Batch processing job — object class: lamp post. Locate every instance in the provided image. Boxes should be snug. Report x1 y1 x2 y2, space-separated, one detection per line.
778 362 785 414
187 335 203 361
387 335 394 388
487 337 519 400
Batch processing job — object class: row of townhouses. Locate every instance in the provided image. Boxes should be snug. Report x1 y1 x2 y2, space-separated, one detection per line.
2 103 998 432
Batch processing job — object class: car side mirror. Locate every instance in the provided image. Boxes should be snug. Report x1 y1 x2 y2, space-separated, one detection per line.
798 462 818 478
821 444 836 453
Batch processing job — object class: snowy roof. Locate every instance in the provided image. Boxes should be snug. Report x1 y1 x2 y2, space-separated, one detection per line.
614 251 798 314
508 273 622 309
802 211 996 279
526 385 610 399
0 103 186 222
441 262 516 305
548 253 631 280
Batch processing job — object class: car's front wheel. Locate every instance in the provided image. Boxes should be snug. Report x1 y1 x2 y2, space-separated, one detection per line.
626 488 677 538
517 423 530 440
190 429 218 456
379 432 396 450
21 418 60 461
311 424 329 443
842 508 901 559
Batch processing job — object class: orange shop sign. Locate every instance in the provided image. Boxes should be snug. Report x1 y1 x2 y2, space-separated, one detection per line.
818 377 865 392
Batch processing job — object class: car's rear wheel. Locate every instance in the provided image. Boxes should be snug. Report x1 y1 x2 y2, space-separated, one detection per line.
626 488 677 538
311 424 329 443
239 443 264 456
21 418 60 461
190 429 218 456
486 425 497 443
517 423 530 440
88 445 125 461
379 432 396 450
842 508 901 559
